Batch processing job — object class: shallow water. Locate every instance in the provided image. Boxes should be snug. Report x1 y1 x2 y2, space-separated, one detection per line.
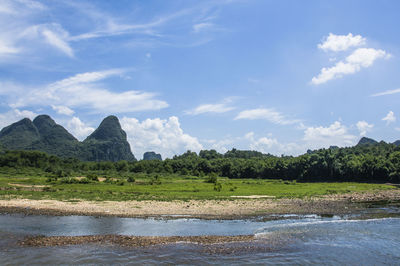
1 211 400 265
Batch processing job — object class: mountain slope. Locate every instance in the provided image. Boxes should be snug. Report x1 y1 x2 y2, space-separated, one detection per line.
143 151 162 160
31 115 81 157
81 116 136 162
357 137 378 146
0 115 136 161
0 118 40 150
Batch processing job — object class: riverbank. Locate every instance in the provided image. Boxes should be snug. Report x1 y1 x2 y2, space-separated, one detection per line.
1 189 399 219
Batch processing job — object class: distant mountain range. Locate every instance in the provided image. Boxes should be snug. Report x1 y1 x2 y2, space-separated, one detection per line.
0 115 136 162
356 137 400 146
0 115 399 161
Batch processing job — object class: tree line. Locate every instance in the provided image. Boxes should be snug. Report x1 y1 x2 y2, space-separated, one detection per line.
1 142 400 183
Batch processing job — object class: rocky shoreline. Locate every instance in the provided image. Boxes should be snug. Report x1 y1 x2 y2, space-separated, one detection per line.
20 235 255 247
0 189 399 220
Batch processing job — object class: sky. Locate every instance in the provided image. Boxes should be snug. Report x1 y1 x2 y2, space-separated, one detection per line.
0 0 399 159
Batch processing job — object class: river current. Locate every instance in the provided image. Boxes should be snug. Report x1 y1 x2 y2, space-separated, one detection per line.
1 209 400 265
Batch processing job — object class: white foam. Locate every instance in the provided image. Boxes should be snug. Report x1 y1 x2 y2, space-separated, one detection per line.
254 217 400 237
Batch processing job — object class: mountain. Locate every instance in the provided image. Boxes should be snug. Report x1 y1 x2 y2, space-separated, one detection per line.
143 151 162 161
393 140 400 146
0 115 136 162
357 137 378 146
81 116 136 162
31 115 81 157
0 118 40 150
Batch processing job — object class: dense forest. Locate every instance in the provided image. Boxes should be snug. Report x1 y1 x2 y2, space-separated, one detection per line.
1 141 399 183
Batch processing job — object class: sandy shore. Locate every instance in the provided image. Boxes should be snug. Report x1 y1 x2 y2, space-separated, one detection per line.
1 189 399 219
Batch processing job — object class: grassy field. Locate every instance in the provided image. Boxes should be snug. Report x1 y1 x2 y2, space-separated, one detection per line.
0 169 396 201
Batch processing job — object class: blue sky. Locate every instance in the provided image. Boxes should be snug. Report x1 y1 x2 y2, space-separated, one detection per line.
0 0 399 158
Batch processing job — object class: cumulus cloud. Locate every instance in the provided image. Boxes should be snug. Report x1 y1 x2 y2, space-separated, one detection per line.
312 48 389 85
120 116 203 159
235 108 301 125
303 121 357 149
51 105 74 116
244 131 302 155
371 88 400 97
356 121 374 136
186 98 235 115
65 117 94 140
382 111 396 125
0 108 37 129
5 69 168 114
318 33 366 52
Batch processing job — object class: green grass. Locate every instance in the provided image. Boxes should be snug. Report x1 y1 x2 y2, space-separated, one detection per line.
0 171 396 202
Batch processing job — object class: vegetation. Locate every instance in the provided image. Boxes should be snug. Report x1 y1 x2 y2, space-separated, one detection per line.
0 170 393 201
1 141 400 183
0 140 398 201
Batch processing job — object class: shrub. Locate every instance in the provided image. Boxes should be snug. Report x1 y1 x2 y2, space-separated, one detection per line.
127 176 135 183
78 177 91 184
87 173 98 181
46 176 58 183
60 177 78 184
149 174 161 185
205 173 218 183
214 182 222 192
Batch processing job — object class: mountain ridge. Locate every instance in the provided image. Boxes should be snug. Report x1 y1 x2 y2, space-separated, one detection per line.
0 115 136 162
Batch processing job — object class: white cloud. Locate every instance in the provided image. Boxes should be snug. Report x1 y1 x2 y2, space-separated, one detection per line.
0 109 37 130
186 98 235 115
356 121 374 136
193 23 213 33
312 48 390 85
203 138 234 154
42 27 74 57
303 121 357 149
51 105 75 116
318 33 366 52
0 1 73 59
15 0 47 11
235 108 301 125
50 69 125 88
0 41 19 56
371 88 400 97
0 0 46 14
120 116 203 159
66 117 94 140
5 69 168 114
382 111 396 125
21 23 74 57
244 131 303 155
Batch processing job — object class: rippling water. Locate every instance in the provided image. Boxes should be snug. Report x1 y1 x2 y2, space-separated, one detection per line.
1 211 400 265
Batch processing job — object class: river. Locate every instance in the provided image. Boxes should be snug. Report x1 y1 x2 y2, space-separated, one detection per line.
1 207 400 265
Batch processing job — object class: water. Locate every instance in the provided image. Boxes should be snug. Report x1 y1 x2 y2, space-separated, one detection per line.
1 212 400 265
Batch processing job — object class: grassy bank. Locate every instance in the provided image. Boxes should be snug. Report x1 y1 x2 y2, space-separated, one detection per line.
0 171 395 201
